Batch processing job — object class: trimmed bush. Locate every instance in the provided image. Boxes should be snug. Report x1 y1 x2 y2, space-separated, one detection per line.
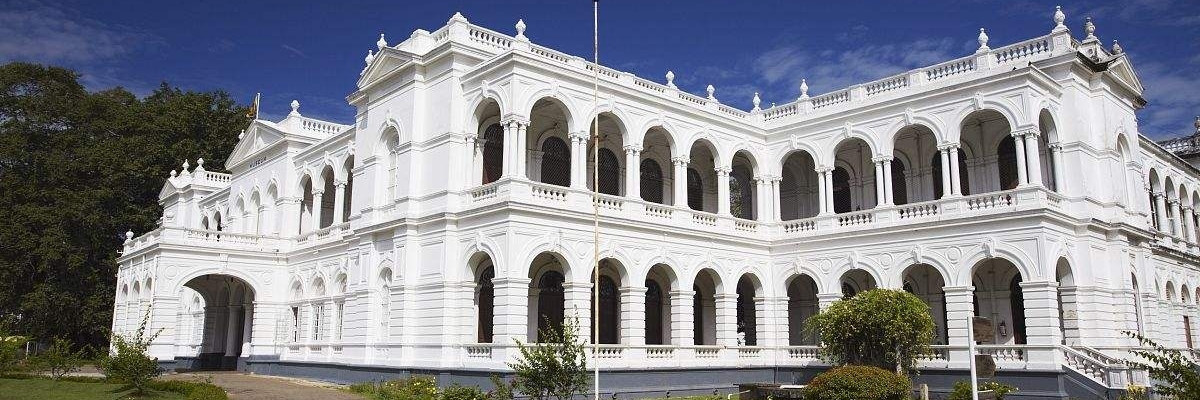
804 289 934 373
802 365 910 400
948 380 1017 400
349 376 440 400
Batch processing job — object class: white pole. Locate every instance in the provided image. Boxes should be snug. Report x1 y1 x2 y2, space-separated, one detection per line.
968 316 979 400
591 1 601 400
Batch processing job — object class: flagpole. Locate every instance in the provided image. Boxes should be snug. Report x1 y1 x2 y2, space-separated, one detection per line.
254 93 261 119
591 1 601 399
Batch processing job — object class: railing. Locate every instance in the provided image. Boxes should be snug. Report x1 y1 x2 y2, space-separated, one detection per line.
864 75 909 96
645 203 673 219
645 346 674 359
965 192 1015 210
784 346 820 360
920 345 951 362
593 194 624 211
692 212 718 226
468 26 511 50
811 90 850 109
695 347 720 358
836 210 874 227
202 172 232 185
762 103 798 121
470 182 499 201
531 183 568 202
299 117 350 136
924 57 976 81
182 228 261 245
782 218 816 233
734 219 758 232
897 202 939 219
994 38 1051 64
977 345 1026 362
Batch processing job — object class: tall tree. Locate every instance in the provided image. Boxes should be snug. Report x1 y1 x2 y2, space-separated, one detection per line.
0 62 247 347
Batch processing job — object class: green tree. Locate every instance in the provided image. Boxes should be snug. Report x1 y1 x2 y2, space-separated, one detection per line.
804 289 935 374
0 62 247 348
1123 330 1200 398
99 308 163 393
507 316 589 400
30 337 89 380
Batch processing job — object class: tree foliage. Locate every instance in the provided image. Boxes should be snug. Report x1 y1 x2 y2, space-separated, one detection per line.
507 316 589 400
1123 330 1200 398
804 289 935 374
30 337 89 380
0 62 247 348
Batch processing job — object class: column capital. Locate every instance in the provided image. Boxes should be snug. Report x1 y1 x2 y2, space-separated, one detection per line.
1184 205 1195 212
1018 280 1059 290
714 165 731 176
619 286 648 295
335 181 347 188
500 114 530 127
1153 191 1164 198
815 165 834 173
871 155 894 163
311 189 325 196
936 142 961 151
671 155 690 165
492 277 531 287
568 130 589 141
1011 127 1039 138
941 285 975 294
623 144 642 154
668 289 696 298
1169 198 1181 205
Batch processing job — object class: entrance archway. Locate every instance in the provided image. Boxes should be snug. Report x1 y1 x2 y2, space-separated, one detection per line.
182 274 256 371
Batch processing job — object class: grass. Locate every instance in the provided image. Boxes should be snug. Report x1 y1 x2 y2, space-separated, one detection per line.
0 377 188 400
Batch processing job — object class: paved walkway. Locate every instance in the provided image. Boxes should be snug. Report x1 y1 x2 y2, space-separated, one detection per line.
167 372 364 400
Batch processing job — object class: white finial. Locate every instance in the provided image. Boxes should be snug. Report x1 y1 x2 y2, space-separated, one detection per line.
377 33 387 50
752 92 761 111
977 28 990 52
196 158 205 168
125 230 134 242
365 49 375 66
1053 6 1066 30
182 159 190 171
170 169 177 178
290 100 300 116
799 79 809 99
1111 40 1123 55
238 129 245 140
449 12 468 23
1084 17 1096 40
514 19 527 41
665 70 676 88
706 84 716 101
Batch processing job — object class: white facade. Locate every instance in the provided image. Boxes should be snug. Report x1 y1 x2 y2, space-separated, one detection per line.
114 7 1197 393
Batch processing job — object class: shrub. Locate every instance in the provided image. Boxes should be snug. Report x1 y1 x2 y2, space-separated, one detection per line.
0 335 27 373
442 383 489 400
488 374 514 400
98 308 162 393
948 380 1017 400
1123 330 1200 398
349 376 439 400
30 337 89 380
508 316 589 400
802 365 910 400
145 379 229 400
804 289 934 374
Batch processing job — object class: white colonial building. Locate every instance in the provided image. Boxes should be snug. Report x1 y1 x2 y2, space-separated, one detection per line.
113 7 1199 398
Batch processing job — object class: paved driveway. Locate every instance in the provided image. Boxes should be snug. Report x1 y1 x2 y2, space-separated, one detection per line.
168 372 364 400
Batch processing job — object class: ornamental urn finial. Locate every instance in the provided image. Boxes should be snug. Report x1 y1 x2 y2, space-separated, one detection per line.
170 169 177 178
196 158 205 168
1053 6 1066 30
752 92 761 111
1084 17 1097 40
182 159 190 171
1111 40 1123 54
448 12 468 23
376 33 387 50
125 230 134 242
665 70 676 88
290 100 301 116
799 78 809 99
706 84 716 101
364 49 374 66
515 19 528 41
977 28 990 52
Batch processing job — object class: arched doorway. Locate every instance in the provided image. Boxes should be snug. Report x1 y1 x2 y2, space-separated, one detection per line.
528 252 567 342
902 264 948 344
839 269 876 299
645 264 676 345
470 252 496 344
692 269 721 345
786 274 819 345
182 274 256 371
736 274 761 346
1055 258 1078 345
591 258 625 344
971 258 1027 344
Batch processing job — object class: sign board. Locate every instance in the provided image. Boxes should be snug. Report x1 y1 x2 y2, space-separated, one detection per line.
975 354 996 378
973 317 995 343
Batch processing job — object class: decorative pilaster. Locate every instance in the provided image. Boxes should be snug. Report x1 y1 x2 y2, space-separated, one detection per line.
938 147 952 198
619 286 648 345
1184 206 1198 245
1171 199 1184 239
1019 281 1063 369
716 166 731 215
1155 192 1169 232
1022 130 1043 187
714 293 738 346
948 145 963 195
311 190 325 230
872 155 892 205
816 166 834 215
1012 131 1029 186
624 145 641 199
333 182 347 224
943 286 974 368
1049 143 1065 192
569 131 588 189
501 118 529 179
669 290 695 345
672 156 688 207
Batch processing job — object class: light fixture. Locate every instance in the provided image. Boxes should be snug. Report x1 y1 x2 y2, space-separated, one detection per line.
999 321 1008 337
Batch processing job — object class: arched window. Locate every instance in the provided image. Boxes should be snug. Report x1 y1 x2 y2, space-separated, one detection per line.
1009 275 1027 344
832 167 851 213
891 159 907 205
477 266 495 343
958 156 971 196
730 164 755 219
593 275 619 344
598 148 620 195
537 271 565 342
482 124 504 184
540 137 570 187
640 159 664 204
842 283 856 299
687 168 703 211
998 136 1019 190
645 280 663 345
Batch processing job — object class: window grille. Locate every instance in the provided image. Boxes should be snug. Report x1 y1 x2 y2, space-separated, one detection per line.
540 137 570 187
640 159 664 203
482 124 504 184
598 148 620 195
687 168 704 211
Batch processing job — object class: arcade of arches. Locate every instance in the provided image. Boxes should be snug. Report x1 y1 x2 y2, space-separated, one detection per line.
180 275 256 371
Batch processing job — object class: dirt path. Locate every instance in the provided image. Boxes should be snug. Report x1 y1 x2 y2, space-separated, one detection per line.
167 372 364 400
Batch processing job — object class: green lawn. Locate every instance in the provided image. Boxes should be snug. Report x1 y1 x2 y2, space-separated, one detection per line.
0 378 187 400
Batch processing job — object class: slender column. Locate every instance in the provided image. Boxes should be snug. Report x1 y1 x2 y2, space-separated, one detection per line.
224 305 242 356
1155 193 1169 232
672 157 688 207
949 145 963 195
716 166 731 215
713 293 738 346
620 287 647 345
1012 132 1029 186
464 136 479 187
501 122 516 178
1023 131 1043 187
1172 200 1184 239
880 157 895 205
240 305 253 355
310 190 325 230
938 148 952 198
491 277 530 346
569 132 587 189
624 145 641 199
669 290 695 345
943 286 974 368
817 166 833 215
515 122 529 179
1050 143 1065 192
332 182 347 224
753 176 767 220
770 177 782 222
1184 206 1197 245
873 160 886 207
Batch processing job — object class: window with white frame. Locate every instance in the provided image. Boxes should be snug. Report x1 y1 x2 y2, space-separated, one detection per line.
312 303 324 341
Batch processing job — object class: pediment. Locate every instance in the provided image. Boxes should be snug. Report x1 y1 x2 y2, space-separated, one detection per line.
1105 55 1144 95
226 121 285 170
357 48 419 89
158 180 180 199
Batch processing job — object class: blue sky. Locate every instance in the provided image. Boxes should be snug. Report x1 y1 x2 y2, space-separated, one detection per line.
2 0 1198 138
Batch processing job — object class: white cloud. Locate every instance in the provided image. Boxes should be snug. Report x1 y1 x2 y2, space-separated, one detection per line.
751 37 958 98
1134 61 1200 138
0 0 151 64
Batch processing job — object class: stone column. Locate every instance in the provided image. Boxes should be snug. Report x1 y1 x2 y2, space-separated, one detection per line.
1023 131 1043 187
569 132 588 189
240 304 254 356
1020 281 1062 369
491 277 530 345
333 182 346 224
672 157 688 207
1012 132 1028 186
1050 143 1065 192
516 122 529 179
949 145 963 196
755 296 782 346
817 292 842 310
817 166 833 215
753 176 767 220
1185 206 1198 245
224 305 242 357
1155 193 1169 232
1172 200 1184 239
942 286 975 368
464 136 479 187
624 145 641 199
714 293 738 346
669 290 695 345
873 159 886 206
311 190 324 230
563 282 592 343
938 148 952 198
882 159 895 205
716 166 731 215
620 286 648 345
770 177 782 222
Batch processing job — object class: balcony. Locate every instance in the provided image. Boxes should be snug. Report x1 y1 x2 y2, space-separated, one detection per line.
122 226 286 255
